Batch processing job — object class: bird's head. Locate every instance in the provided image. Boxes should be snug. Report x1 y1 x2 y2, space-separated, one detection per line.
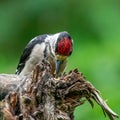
54 31 73 75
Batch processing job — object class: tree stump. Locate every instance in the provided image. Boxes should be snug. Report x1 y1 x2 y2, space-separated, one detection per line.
0 60 119 120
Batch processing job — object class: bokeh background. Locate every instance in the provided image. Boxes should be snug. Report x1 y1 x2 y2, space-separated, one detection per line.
0 0 120 119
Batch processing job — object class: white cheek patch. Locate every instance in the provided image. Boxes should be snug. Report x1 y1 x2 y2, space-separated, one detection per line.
45 33 60 57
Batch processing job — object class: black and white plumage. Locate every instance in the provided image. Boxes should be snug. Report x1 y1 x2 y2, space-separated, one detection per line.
16 31 73 77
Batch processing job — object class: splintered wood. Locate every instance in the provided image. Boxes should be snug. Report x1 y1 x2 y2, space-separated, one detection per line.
0 60 119 120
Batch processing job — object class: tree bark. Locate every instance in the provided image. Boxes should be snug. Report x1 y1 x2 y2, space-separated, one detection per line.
0 60 119 120
0 74 20 100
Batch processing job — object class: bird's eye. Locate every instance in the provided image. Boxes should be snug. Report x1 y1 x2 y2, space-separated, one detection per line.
69 49 73 56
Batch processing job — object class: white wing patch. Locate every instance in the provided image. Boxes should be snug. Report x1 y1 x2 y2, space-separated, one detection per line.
19 43 46 76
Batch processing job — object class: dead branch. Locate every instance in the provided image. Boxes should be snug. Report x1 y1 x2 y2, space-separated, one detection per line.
0 74 20 100
0 60 119 120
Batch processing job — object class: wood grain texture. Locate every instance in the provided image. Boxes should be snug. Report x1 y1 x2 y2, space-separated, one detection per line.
0 60 119 120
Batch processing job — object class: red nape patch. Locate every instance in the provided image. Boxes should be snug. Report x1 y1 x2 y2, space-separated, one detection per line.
57 38 72 56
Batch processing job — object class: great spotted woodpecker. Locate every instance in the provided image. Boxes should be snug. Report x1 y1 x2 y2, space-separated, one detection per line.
16 31 73 77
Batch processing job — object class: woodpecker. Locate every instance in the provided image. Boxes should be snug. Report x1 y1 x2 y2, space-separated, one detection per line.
16 31 73 77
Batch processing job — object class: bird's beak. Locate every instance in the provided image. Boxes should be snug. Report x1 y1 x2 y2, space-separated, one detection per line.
55 60 63 75
54 54 67 76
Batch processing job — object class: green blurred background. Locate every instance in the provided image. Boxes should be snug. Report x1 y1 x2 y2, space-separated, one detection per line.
0 0 120 119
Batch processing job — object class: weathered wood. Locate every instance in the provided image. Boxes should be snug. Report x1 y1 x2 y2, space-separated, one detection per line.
0 74 20 100
0 60 119 120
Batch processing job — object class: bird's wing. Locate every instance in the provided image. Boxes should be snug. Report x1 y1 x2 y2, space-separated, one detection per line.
16 35 47 74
